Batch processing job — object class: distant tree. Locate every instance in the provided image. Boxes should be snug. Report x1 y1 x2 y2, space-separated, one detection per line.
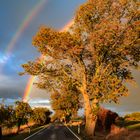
124 112 140 121
21 0 140 137
0 104 6 139
51 88 81 122
0 103 15 138
3 105 15 128
15 101 32 133
51 110 65 122
32 107 51 125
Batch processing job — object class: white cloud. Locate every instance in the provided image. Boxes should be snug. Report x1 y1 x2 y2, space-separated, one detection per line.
29 98 51 109
0 54 10 64
29 99 50 104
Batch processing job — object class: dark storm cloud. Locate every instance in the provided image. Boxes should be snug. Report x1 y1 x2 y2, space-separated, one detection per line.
0 88 22 99
0 74 27 98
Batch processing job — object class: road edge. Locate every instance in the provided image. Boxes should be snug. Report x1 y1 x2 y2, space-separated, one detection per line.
24 125 47 140
65 125 81 140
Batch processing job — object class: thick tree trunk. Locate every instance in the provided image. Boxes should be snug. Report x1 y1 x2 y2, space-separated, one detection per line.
78 70 99 138
81 89 97 138
85 114 97 137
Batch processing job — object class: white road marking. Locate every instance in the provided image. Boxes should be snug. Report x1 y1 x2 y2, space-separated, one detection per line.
24 126 47 140
50 133 56 139
65 125 81 140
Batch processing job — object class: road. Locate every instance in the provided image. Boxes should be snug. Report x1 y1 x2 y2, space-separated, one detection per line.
25 124 80 140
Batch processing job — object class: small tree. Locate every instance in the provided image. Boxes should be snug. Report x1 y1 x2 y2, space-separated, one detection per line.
4 105 15 128
32 107 51 125
21 0 140 137
0 103 15 138
15 101 32 133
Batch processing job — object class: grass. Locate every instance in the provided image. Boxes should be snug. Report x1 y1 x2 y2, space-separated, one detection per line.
117 119 140 130
2 124 47 140
123 120 140 127
2 122 35 136
69 120 140 140
126 123 140 130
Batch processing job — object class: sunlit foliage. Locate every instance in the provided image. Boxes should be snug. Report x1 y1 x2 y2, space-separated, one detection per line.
21 0 140 136
32 107 51 125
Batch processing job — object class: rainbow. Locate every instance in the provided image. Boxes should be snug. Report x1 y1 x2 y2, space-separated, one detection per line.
23 19 74 102
4 0 47 63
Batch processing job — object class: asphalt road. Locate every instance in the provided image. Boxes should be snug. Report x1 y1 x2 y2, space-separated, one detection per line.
25 124 79 140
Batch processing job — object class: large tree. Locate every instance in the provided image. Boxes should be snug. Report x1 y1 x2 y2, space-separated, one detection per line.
21 0 140 137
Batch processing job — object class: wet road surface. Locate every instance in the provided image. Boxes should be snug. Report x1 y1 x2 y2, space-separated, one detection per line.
25 124 79 140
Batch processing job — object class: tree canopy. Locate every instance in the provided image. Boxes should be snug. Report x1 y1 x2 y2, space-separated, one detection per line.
32 107 51 125
15 101 32 132
51 88 81 121
21 0 140 137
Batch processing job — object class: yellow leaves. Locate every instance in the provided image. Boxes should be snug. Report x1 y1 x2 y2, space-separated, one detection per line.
21 0 140 111
90 20 122 50
32 25 82 58
119 0 128 6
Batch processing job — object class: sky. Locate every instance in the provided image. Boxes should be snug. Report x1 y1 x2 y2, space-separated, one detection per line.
0 0 140 116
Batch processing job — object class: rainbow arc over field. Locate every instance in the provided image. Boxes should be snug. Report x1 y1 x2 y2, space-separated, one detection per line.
23 20 74 102
4 0 47 64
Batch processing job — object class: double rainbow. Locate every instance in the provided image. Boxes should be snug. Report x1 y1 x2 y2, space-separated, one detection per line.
3 0 47 66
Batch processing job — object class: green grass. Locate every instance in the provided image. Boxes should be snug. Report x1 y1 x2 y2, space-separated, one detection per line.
126 123 140 130
117 119 140 130
2 125 47 140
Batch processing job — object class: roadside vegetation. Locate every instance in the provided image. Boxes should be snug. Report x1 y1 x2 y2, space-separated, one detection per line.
2 125 45 140
69 111 140 140
0 101 51 140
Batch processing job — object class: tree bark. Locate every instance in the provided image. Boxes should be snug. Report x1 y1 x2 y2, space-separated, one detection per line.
85 114 97 137
78 63 98 138
80 87 97 138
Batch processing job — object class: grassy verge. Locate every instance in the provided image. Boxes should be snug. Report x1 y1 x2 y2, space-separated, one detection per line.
69 124 111 140
2 124 48 140
126 122 140 130
117 120 140 130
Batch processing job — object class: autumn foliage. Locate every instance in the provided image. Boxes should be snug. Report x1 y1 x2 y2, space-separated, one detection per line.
21 0 140 137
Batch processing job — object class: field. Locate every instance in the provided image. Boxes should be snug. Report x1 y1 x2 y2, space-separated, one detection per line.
69 120 140 140
1 124 46 140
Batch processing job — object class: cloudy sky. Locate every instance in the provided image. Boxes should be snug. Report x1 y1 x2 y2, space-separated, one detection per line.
0 0 140 116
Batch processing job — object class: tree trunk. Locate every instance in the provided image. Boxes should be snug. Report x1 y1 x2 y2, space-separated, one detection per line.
81 89 97 138
17 118 22 133
0 126 2 140
85 114 97 137
78 71 99 138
